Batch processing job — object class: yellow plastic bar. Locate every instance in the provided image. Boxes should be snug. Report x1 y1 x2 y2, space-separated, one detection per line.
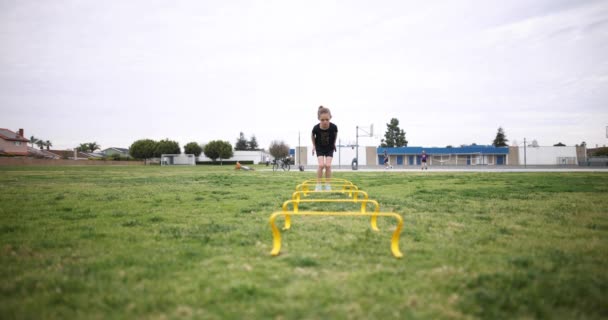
291 190 369 202
298 179 357 195
300 178 354 184
269 211 404 258
296 181 359 197
298 178 355 188
281 199 380 231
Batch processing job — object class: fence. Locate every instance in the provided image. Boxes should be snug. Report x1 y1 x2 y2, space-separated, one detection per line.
0 158 144 166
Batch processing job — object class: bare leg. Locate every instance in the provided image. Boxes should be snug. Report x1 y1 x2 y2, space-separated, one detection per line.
324 156 333 180
317 156 325 184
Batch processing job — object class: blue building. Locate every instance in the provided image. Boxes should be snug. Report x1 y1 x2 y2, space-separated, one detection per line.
377 146 510 166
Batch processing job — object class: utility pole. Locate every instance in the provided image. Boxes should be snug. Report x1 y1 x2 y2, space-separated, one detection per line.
524 137 527 168
355 124 373 170
355 126 359 168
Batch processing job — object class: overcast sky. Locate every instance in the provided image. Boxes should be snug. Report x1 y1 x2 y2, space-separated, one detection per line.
2 0 607 151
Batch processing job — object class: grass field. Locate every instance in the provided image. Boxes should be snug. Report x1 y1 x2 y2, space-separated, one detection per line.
1 165 607 319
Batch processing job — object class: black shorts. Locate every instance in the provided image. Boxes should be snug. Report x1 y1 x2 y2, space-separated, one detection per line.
316 149 334 157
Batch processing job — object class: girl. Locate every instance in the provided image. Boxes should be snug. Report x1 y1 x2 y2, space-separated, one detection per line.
311 106 338 191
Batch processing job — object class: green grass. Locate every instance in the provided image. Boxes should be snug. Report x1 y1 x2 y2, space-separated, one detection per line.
1 165 607 319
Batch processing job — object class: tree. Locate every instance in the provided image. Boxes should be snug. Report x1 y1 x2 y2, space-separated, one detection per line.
87 142 101 153
44 140 52 150
77 142 100 153
29 136 39 148
380 118 407 147
248 135 259 150
129 139 158 162
554 142 566 146
269 140 290 160
461 143 478 147
529 139 539 147
235 132 249 150
592 147 608 156
204 140 233 163
36 140 45 150
184 142 203 157
154 139 180 157
492 127 509 147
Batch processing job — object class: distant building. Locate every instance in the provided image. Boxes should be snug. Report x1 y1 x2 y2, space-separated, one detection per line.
47 150 92 160
510 146 582 165
161 154 196 166
377 146 510 166
197 150 269 164
0 128 29 156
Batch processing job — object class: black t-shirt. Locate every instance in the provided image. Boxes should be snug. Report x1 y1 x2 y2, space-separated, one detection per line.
312 123 338 152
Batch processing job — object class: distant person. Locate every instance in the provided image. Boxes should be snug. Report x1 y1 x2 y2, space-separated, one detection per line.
235 161 254 171
383 149 392 169
265 155 270 166
421 150 428 170
311 105 338 191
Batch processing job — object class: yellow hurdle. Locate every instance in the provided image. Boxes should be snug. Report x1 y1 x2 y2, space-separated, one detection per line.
280 198 381 231
300 178 354 185
296 183 359 197
296 179 359 197
291 190 369 201
269 211 404 258
268 179 405 259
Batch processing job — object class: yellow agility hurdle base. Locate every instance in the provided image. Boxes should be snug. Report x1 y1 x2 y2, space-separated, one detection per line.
295 178 359 196
269 211 404 258
268 179 405 258
280 198 381 231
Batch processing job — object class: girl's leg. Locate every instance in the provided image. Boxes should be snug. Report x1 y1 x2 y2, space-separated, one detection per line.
317 156 325 184
324 156 333 180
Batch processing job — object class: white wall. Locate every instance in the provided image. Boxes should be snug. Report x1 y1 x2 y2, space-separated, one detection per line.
197 150 269 163
518 146 578 165
161 154 195 165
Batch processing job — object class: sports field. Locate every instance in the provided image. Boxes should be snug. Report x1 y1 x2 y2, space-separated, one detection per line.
1 165 607 319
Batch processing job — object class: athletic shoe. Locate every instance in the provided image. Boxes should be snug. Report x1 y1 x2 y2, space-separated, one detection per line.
324 184 332 191
315 184 322 191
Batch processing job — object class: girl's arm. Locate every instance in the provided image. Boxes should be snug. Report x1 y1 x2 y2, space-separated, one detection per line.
333 131 338 151
311 133 316 155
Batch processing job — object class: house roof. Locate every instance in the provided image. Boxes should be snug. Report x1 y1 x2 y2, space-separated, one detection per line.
47 150 91 158
377 146 510 155
102 147 129 154
27 147 61 159
82 152 104 158
0 128 29 142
